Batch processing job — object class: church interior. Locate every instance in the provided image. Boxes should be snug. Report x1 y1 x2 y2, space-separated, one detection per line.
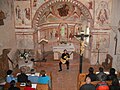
0 0 120 90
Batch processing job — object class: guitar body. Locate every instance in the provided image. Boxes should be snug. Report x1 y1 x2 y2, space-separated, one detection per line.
60 52 73 64
60 56 69 64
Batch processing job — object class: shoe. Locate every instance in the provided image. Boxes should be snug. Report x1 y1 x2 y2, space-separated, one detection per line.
67 67 69 70
58 69 62 72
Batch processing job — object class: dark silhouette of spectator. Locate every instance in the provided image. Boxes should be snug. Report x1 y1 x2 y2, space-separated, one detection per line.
8 80 20 90
80 76 95 90
107 68 117 80
109 78 120 90
17 69 28 83
6 70 17 83
86 67 97 81
96 75 109 90
97 67 107 81
24 80 35 90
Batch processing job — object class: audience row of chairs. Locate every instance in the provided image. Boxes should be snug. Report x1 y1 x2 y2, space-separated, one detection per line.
4 67 52 90
2 66 120 90
77 67 120 90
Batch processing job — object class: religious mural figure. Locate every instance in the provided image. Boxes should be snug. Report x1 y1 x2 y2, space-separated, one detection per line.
0 10 6 25
69 32 73 39
69 29 74 39
75 24 82 35
25 8 30 20
60 25 65 37
33 0 37 7
60 24 67 41
14 0 31 28
15 5 21 19
97 8 108 25
50 30 53 39
55 31 58 38
96 1 109 25
57 4 69 17
88 0 93 9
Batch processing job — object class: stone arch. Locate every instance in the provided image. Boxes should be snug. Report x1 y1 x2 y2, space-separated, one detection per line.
32 0 93 29
32 0 94 59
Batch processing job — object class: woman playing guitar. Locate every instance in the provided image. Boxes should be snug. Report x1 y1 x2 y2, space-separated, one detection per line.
59 49 70 72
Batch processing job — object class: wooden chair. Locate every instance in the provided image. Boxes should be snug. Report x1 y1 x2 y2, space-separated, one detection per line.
36 84 50 90
102 54 113 70
77 73 87 90
80 81 112 87
36 72 52 90
77 73 112 90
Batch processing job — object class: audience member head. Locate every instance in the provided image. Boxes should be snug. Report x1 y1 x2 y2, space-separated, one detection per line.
31 69 35 74
26 80 32 87
85 76 91 84
7 70 13 75
109 68 115 75
101 75 107 81
112 78 119 86
10 80 16 87
99 67 104 72
88 67 94 74
20 67 26 74
40 70 46 77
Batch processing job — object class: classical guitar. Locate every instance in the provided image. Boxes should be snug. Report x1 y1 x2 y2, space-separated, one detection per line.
60 51 73 64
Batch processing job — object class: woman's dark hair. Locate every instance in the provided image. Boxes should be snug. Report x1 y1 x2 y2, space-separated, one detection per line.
112 78 119 86
31 69 35 74
99 67 104 72
110 68 115 74
40 70 46 76
89 67 94 74
7 70 13 75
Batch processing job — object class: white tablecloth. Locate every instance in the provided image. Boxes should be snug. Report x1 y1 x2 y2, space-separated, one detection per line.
18 60 33 69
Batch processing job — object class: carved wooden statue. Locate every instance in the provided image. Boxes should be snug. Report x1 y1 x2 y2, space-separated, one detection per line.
0 49 10 78
102 54 113 70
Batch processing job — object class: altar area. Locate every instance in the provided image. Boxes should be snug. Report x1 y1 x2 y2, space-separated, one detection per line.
53 43 75 60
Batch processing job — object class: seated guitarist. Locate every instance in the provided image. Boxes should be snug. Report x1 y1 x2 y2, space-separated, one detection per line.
59 49 70 72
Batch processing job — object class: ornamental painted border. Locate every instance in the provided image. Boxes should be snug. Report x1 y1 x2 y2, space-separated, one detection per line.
32 0 93 29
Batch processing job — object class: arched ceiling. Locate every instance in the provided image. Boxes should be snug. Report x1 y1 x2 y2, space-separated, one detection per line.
32 0 93 29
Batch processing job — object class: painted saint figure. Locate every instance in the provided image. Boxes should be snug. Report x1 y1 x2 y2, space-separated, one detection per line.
15 5 21 19
96 1 109 25
25 8 30 20
97 9 108 25
60 25 65 37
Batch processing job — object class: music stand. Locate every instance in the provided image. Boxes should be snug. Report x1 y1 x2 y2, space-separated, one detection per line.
39 39 48 62
95 49 100 65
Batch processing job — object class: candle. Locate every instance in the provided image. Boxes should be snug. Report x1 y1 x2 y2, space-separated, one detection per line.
86 26 90 35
